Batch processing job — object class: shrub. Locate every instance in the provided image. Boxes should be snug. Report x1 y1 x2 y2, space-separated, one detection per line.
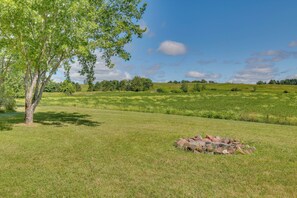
192 83 201 92
231 87 241 92
180 82 188 93
73 82 82 92
0 93 16 112
156 88 167 93
59 81 76 95
201 84 207 91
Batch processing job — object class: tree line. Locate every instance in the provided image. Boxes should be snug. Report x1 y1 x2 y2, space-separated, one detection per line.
44 80 82 95
168 79 216 84
93 76 153 92
257 79 297 85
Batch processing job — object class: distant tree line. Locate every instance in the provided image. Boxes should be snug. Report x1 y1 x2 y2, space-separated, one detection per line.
44 80 82 95
93 76 153 92
257 79 297 85
167 79 216 84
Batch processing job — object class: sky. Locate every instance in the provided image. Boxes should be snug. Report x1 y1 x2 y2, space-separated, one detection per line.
54 0 297 84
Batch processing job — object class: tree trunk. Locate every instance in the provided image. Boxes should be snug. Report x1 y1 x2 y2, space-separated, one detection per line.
25 104 34 125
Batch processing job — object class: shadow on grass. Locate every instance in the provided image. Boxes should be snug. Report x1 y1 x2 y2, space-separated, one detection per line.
0 111 102 131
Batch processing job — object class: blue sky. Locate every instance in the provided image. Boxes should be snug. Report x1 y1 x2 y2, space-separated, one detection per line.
55 0 297 84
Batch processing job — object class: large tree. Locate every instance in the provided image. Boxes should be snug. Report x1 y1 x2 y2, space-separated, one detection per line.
0 0 146 124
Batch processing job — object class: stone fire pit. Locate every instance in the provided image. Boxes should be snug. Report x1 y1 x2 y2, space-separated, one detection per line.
175 135 256 155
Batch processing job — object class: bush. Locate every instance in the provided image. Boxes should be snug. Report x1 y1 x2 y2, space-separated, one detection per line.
73 82 82 92
0 92 16 112
180 82 188 93
202 84 206 91
231 87 241 92
59 81 76 95
156 88 167 93
192 83 201 92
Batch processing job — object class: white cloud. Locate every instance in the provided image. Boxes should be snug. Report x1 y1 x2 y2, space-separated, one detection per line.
289 41 297 47
158 40 187 56
231 49 297 83
186 71 221 80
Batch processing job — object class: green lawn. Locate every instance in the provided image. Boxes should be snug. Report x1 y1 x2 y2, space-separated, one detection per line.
1 106 296 197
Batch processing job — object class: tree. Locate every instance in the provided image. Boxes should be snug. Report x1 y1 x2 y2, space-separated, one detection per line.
256 81 266 85
130 76 153 92
0 0 146 124
131 76 143 92
119 80 130 91
59 80 76 96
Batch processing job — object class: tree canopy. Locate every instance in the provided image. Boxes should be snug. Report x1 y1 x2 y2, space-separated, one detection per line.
0 0 146 124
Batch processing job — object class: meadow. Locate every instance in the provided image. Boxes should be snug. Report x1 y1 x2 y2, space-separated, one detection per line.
1 83 296 197
31 83 297 126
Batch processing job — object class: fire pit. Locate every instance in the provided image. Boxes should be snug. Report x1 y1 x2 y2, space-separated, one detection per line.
175 135 256 155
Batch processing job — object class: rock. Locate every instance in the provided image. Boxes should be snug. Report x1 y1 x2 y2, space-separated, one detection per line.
206 134 214 141
214 147 224 154
175 134 255 155
175 138 188 148
203 138 211 142
222 149 229 154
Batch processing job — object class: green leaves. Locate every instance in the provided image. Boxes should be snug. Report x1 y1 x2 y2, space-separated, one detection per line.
1 0 146 72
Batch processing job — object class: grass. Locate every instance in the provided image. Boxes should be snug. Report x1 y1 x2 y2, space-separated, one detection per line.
31 87 297 126
0 106 297 197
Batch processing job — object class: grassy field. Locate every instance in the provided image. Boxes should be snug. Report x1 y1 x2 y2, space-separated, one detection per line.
31 84 297 126
0 106 297 197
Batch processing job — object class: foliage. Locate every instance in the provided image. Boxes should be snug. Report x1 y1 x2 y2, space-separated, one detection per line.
94 77 153 92
44 80 81 93
0 53 23 111
180 82 188 93
131 76 153 92
156 88 168 93
192 83 201 92
0 89 16 112
258 78 297 85
0 0 147 123
59 80 76 95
